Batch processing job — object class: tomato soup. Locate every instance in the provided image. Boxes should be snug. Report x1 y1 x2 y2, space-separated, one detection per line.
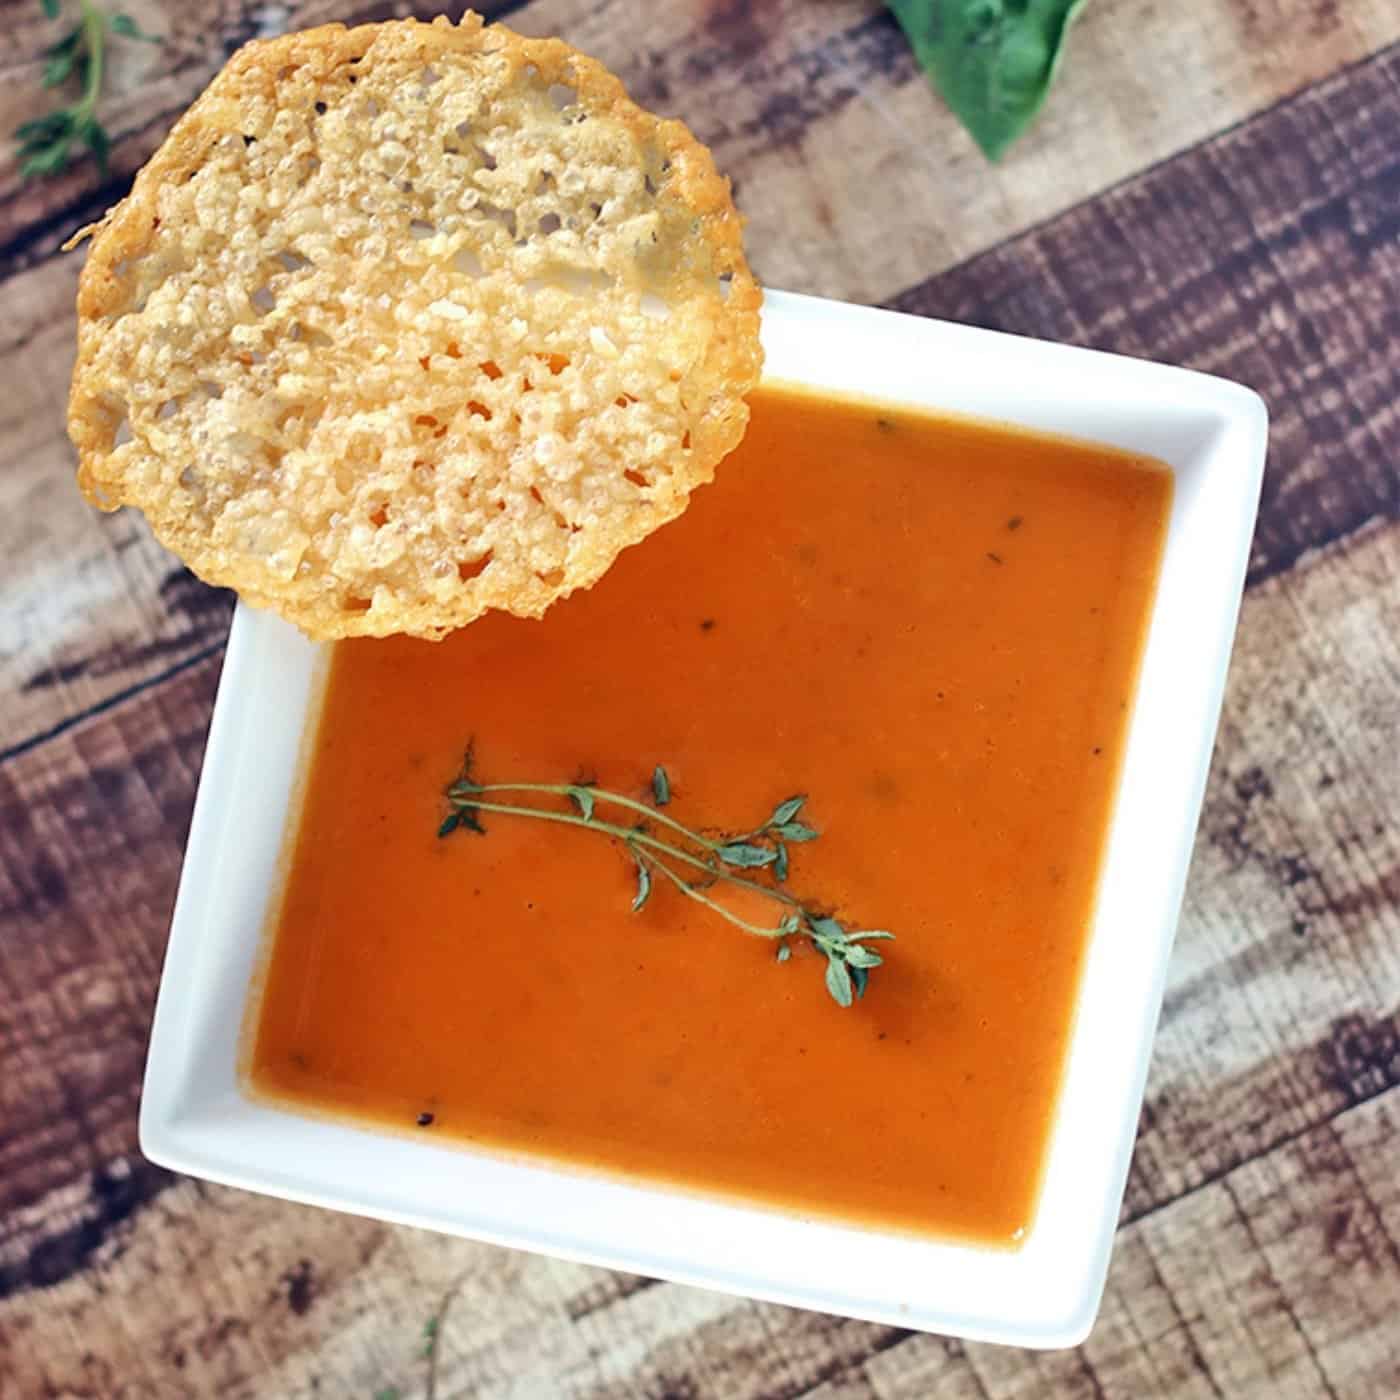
248 383 1171 1245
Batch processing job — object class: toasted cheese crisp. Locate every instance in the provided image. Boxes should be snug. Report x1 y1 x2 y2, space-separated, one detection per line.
67 14 762 639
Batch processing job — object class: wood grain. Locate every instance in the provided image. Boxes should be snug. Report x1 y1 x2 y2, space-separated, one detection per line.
4 0 1400 294
4 1061 1399 1396
0 654 217 1296
6 39 1398 757
893 44 1400 588
2 0 1399 1395
0 254 232 760
3 518 1396 1395
1127 523 1400 1222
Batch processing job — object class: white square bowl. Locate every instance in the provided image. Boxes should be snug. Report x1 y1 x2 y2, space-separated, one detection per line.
139 289 1267 1348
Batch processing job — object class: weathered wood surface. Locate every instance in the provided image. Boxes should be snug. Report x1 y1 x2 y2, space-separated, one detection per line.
2 1 1398 1395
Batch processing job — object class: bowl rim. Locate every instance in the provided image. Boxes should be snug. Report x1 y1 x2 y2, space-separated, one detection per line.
139 288 1267 1348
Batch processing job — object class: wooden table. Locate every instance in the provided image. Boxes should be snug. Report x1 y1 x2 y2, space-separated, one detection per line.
3 2 1398 1395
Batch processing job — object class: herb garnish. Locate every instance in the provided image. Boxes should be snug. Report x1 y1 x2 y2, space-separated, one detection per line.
439 747 894 1007
419 1317 439 1360
14 0 159 181
887 0 1088 161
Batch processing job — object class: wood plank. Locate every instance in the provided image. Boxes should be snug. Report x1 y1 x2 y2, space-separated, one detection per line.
541 1 1400 307
2 7 1398 1395
1 517 1395 1392
0 254 232 757
0 652 218 1295
2 1087 1397 1396
4 0 1400 295
5 42 1396 756
893 43 1400 588
1126 520 1400 1219
0 1 498 268
857 1093 1400 1399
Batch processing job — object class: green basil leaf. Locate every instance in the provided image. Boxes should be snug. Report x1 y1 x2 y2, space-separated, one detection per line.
886 0 1089 161
771 795 806 826
773 840 789 883
850 964 869 999
845 946 883 969
776 942 792 963
569 785 595 821
41 0 62 19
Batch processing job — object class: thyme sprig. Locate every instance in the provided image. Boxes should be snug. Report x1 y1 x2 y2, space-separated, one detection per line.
14 0 159 181
438 746 893 1007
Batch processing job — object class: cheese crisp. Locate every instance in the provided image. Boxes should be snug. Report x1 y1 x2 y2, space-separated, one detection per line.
67 14 762 639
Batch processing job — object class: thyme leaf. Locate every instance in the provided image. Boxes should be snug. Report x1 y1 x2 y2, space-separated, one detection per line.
825 958 854 1008
715 841 778 869
773 820 819 842
651 765 671 807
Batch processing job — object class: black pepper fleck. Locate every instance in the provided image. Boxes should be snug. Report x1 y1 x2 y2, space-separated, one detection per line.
417 1112 434 1127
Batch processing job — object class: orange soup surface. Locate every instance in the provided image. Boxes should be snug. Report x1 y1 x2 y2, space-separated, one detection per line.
249 383 1172 1245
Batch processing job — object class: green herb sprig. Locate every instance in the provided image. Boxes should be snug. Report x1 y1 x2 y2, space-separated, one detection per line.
14 0 159 181
438 747 894 1007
